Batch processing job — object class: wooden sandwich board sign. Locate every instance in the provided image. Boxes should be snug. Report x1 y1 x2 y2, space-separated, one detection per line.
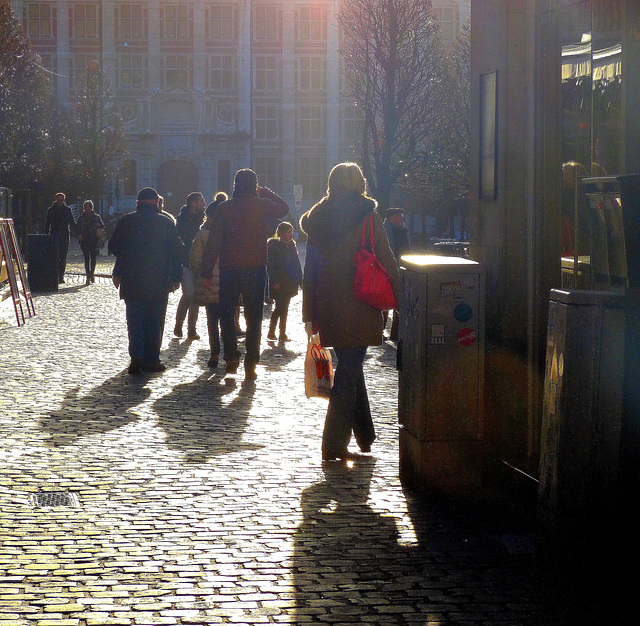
0 218 35 326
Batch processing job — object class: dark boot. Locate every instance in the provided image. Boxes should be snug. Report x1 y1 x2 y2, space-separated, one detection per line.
267 316 277 341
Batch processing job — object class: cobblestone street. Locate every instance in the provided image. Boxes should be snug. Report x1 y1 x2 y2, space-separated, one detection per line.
0 246 629 625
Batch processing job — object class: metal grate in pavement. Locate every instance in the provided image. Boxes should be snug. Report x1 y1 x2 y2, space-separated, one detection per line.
30 491 80 508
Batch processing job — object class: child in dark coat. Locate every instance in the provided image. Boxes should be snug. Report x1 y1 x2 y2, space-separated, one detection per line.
266 222 302 342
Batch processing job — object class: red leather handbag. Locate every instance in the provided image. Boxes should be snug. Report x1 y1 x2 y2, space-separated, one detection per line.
353 214 397 311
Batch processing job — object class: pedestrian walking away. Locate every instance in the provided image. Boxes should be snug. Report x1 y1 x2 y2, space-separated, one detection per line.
108 187 184 375
201 168 289 380
300 162 401 462
382 207 411 341
174 191 206 340
76 199 105 284
190 192 228 368
44 192 77 283
267 221 302 343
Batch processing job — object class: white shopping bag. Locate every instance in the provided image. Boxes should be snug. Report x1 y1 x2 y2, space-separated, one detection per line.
304 334 333 399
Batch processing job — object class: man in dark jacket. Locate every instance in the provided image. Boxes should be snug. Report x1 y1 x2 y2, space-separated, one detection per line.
173 191 205 339
383 208 411 341
109 187 184 374
44 192 77 283
201 169 289 379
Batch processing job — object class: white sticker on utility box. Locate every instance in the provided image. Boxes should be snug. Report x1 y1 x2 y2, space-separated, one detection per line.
430 324 445 344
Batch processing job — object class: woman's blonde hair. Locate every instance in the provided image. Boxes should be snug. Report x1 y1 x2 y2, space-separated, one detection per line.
326 162 367 197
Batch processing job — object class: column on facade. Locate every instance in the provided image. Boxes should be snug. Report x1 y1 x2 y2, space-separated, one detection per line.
326 0 341 170
101 0 116 88
281 0 296 202
148 1 161 91
193 1 206 95
237 0 251 167
56 0 70 104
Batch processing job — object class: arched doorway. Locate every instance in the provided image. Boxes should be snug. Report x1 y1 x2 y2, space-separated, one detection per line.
157 161 199 216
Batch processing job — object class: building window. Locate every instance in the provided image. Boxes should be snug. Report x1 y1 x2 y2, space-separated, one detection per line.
206 55 236 90
253 155 282 192
295 56 327 91
123 160 137 196
253 56 281 91
161 3 191 40
24 3 55 39
295 5 327 42
206 4 238 41
253 105 280 140
162 54 192 88
295 154 326 198
117 54 147 89
436 6 459 43
295 105 326 140
340 103 362 140
38 53 57 89
70 53 99 91
253 5 282 41
115 3 146 40
69 3 99 40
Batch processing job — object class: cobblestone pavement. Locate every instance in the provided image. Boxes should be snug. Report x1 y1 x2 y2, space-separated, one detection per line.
0 247 631 625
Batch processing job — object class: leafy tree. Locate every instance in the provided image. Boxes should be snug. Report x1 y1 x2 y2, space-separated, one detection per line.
0 0 52 190
64 62 126 205
339 0 449 212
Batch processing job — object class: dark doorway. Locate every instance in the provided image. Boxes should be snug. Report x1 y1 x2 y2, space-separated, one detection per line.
157 161 198 216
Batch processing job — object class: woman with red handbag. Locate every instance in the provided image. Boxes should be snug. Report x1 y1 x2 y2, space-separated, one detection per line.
300 162 402 461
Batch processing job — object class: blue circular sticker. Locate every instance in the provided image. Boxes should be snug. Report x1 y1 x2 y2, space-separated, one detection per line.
454 303 473 323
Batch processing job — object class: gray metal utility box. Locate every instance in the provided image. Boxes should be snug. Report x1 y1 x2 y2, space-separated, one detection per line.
538 289 624 565
398 255 485 491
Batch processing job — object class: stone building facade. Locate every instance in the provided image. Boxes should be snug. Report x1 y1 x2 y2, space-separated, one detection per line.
12 0 470 216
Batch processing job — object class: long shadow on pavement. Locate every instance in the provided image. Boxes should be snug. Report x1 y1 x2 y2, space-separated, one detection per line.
39 371 150 446
153 369 262 464
292 458 619 625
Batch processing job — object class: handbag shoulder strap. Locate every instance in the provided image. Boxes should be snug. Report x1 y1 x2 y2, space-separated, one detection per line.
360 216 367 250
360 214 376 254
369 214 376 255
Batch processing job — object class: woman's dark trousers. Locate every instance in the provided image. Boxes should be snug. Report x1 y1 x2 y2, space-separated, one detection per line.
80 241 98 277
269 294 292 336
322 346 375 456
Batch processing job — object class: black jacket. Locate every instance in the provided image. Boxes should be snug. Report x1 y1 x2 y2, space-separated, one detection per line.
108 203 184 301
76 211 105 247
267 237 302 298
45 203 76 240
176 205 204 261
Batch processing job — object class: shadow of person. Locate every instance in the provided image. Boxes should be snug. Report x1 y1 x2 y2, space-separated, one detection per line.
260 343 299 371
153 369 263 464
39 371 150 447
293 458 410 622
292 457 617 624
158 334 195 368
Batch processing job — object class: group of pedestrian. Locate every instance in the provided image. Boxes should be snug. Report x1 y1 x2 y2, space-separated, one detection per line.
44 192 105 285
105 162 404 462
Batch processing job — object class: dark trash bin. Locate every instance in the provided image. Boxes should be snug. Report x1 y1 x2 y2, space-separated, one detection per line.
27 234 58 292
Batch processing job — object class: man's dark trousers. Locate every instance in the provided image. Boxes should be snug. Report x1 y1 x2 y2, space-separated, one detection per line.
219 266 266 368
125 298 167 365
57 235 70 282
